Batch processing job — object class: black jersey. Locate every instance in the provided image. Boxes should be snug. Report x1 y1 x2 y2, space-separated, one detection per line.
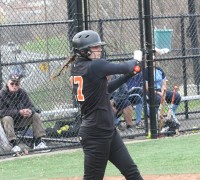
71 57 138 130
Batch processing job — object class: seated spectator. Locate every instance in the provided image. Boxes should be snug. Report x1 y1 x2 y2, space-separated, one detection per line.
110 95 134 132
126 72 144 128
145 51 181 131
110 75 144 131
0 74 48 153
110 99 126 131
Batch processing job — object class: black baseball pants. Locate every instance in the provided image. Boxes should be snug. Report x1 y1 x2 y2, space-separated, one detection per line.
78 127 143 180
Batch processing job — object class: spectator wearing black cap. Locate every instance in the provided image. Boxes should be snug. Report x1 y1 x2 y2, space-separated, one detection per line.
0 74 48 153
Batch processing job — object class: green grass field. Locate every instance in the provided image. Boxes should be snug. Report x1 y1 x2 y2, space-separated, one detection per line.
21 36 70 56
0 134 199 180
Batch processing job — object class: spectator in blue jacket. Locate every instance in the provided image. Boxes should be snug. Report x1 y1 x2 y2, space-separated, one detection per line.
111 74 144 129
126 72 144 128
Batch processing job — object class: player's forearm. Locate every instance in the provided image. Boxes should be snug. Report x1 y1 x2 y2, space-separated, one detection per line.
108 74 131 93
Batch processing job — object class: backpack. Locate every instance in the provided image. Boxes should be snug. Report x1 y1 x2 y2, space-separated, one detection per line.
46 113 81 138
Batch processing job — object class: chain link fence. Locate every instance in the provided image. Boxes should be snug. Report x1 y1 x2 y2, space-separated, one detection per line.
151 0 200 135
0 0 200 157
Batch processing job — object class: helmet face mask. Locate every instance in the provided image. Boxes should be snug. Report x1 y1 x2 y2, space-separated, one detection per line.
72 30 106 57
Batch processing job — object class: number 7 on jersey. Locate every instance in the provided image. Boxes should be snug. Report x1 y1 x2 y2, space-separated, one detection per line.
73 76 85 101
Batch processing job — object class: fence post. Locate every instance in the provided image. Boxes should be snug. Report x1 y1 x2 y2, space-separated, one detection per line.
0 26 2 89
188 0 200 94
75 0 84 32
98 19 103 41
83 0 89 30
143 0 157 138
0 50 2 89
67 0 83 49
138 0 148 135
180 15 189 119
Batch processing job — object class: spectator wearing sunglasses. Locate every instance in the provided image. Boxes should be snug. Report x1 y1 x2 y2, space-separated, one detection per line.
0 74 48 153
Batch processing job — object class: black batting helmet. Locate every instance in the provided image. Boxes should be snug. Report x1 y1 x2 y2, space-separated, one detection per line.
72 30 106 57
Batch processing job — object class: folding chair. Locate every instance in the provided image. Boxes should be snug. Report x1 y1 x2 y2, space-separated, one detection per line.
15 124 32 146
14 108 41 147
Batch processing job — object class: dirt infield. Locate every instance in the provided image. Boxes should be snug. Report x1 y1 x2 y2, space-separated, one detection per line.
50 174 200 180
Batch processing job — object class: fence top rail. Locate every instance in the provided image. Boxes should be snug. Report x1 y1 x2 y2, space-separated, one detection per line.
41 108 79 117
181 95 200 101
0 20 74 28
153 14 200 20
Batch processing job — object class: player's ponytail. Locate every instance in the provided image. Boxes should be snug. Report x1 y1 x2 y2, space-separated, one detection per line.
51 54 76 80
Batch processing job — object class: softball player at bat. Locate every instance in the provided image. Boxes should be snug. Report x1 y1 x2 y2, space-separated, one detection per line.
54 30 143 179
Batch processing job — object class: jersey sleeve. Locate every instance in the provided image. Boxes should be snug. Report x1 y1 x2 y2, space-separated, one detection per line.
90 59 138 78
